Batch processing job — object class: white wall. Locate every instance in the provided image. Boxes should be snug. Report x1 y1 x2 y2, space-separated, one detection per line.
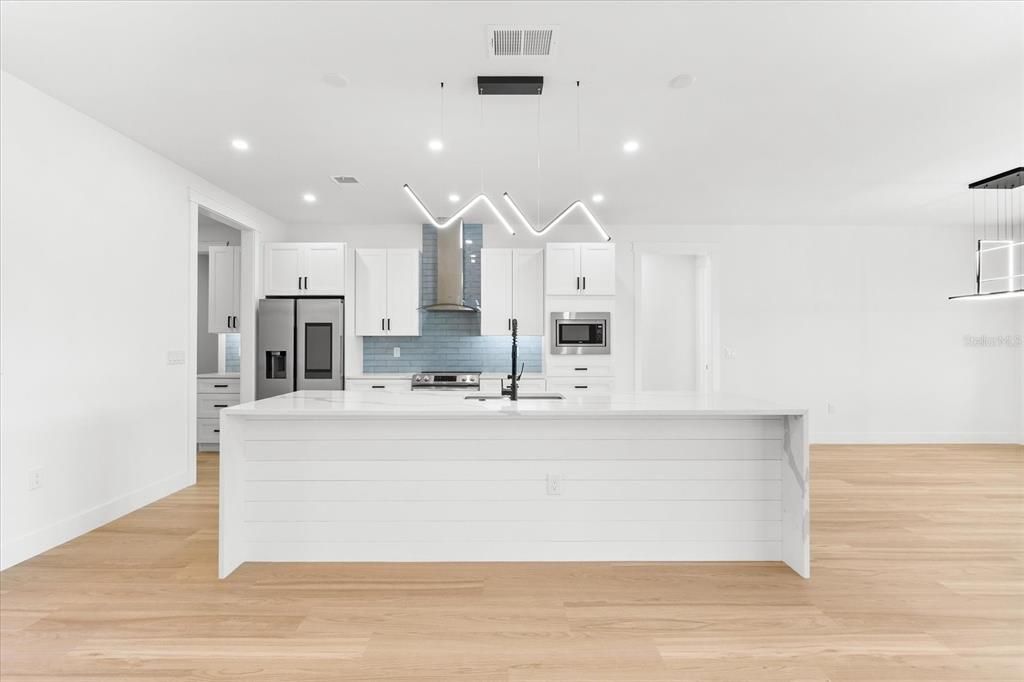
0 71 285 569
285 220 1022 444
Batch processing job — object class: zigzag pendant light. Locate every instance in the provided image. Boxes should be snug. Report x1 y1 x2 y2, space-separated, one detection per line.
502 80 612 242
403 184 516 235
502 193 611 242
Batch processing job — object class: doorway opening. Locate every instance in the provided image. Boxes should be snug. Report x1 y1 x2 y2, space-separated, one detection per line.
633 244 718 393
187 193 259 485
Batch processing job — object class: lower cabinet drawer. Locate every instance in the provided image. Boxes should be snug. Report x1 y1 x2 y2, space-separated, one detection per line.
346 379 410 392
197 418 221 443
545 356 614 377
546 377 615 395
197 377 240 393
197 393 240 418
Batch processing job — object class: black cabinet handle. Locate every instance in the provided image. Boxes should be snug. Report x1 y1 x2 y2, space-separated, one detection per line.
387 318 391 331
381 318 385 331
214 404 228 408
304 276 308 289
576 276 580 290
226 315 230 328
574 385 588 389
508 318 511 330
574 367 588 371
371 385 385 389
582 276 586 290
213 384 228 388
298 276 302 290
213 429 220 433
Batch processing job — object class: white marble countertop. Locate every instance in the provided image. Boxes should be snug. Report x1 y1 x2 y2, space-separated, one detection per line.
224 390 807 419
197 372 240 379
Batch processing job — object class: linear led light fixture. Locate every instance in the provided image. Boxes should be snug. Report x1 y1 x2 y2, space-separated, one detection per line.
949 239 1023 301
403 184 515 236
502 193 612 242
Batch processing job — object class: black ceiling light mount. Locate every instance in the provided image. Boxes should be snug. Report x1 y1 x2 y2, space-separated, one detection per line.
477 76 544 95
968 167 1024 190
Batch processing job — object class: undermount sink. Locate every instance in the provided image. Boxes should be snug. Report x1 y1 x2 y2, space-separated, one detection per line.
465 393 565 401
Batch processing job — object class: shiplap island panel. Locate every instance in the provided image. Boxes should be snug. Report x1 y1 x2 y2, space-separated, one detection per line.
219 391 809 578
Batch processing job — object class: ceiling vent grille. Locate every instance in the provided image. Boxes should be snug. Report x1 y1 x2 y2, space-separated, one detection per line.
330 175 359 184
488 25 558 57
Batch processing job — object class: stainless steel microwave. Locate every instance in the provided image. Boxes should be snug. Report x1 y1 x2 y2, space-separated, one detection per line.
550 312 610 355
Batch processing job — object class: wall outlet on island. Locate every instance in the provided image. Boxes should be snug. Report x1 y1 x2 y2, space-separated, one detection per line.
29 467 43 491
393 347 400 358
546 474 563 496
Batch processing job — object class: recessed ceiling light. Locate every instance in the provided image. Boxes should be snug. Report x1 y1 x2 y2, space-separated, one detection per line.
668 73 696 89
302 193 317 203
322 72 349 88
428 139 444 152
231 138 249 151
592 193 605 203
623 140 639 153
448 193 460 203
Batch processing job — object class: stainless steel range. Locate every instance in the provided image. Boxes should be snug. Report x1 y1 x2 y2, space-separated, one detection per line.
411 371 481 391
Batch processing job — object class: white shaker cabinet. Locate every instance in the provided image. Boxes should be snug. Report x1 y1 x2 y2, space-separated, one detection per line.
544 243 615 296
480 248 544 336
354 248 421 336
263 242 345 296
207 245 240 333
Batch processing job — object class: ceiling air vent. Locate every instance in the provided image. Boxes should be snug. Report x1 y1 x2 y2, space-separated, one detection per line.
488 25 558 57
330 175 359 185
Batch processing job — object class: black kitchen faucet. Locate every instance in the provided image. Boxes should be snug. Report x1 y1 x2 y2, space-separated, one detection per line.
502 318 525 401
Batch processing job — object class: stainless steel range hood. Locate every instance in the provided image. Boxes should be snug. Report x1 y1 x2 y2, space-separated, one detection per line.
421 219 478 312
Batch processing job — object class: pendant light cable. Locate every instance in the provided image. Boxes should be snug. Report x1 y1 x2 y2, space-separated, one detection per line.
536 91 542 228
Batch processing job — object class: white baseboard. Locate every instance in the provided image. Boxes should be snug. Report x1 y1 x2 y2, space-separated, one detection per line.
812 432 1022 445
0 471 191 571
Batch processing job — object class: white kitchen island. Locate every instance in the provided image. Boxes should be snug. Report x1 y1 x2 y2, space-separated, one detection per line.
218 391 809 579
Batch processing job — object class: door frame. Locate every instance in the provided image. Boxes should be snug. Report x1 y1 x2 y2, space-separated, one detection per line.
632 243 720 393
187 189 261 484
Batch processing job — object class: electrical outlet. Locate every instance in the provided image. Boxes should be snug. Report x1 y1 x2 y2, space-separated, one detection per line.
546 474 563 496
29 468 42 490
723 346 737 360
393 347 401 358
166 350 186 365
826 401 836 415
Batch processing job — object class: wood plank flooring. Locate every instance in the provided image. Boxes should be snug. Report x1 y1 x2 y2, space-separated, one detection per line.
2 444 1021 680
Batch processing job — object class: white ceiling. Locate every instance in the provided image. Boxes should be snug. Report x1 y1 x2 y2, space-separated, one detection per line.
2 1 1021 227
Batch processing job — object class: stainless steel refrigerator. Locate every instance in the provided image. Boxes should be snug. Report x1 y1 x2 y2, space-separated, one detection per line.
257 298 344 399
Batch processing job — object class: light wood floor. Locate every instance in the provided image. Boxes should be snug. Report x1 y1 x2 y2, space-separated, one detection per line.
2 445 1022 681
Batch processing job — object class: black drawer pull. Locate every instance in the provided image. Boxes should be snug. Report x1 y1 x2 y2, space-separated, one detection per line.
214 404 228 408
574 367 587 371
371 385 386 389
213 429 220 433
574 385 588 389
213 384 228 388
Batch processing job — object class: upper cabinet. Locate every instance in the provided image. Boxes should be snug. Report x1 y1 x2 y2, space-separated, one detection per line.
263 242 346 296
544 243 615 296
481 248 544 336
354 248 421 336
208 245 240 333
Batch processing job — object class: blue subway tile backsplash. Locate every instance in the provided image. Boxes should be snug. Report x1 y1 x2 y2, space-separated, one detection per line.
362 224 542 373
224 333 240 373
